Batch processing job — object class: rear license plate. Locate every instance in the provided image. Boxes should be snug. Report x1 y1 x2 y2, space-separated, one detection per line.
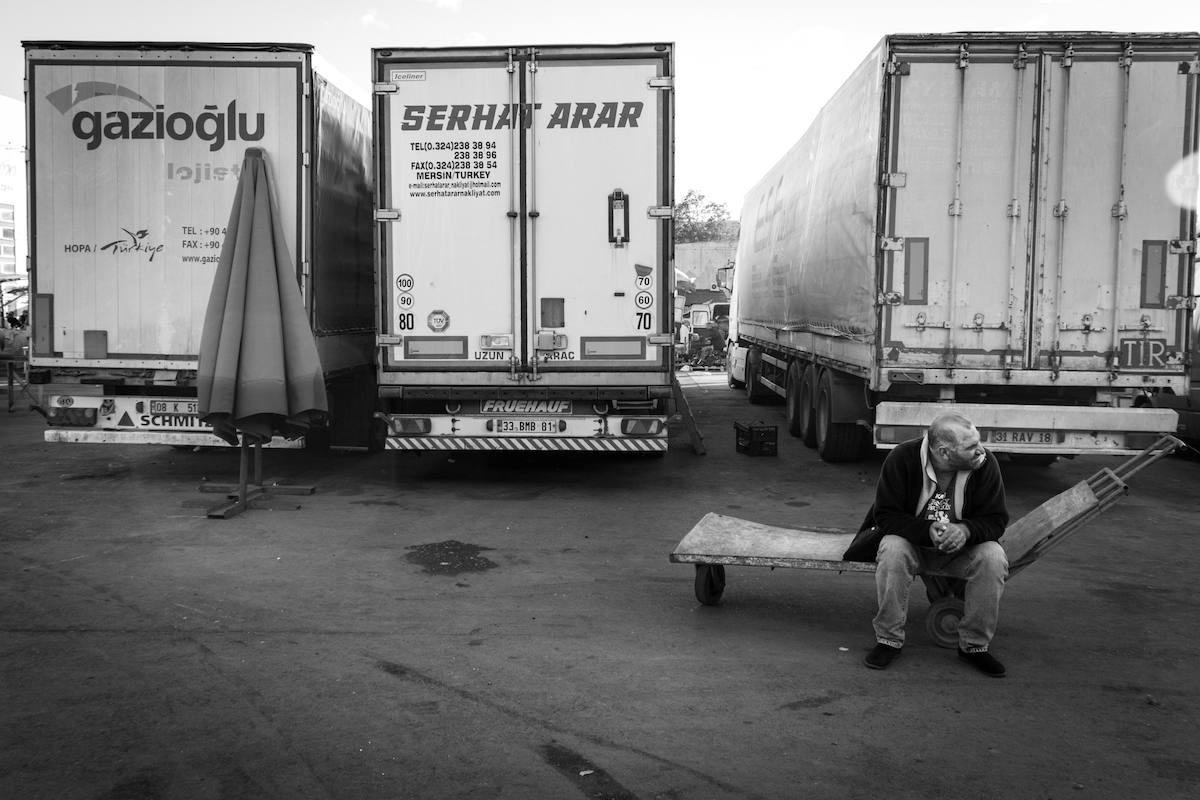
149 401 198 414
989 429 1054 445
494 418 559 435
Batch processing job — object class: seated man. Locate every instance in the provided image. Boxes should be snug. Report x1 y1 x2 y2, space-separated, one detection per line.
843 411 1010 677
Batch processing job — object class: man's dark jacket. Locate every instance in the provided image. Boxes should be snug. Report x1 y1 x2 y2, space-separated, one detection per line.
842 436 1009 562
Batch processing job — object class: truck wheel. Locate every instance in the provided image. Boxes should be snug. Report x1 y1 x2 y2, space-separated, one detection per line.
797 363 818 448
694 563 726 605
785 361 811 439
815 369 868 463
745 349 771 404
367 416 388 454
925 597 965 649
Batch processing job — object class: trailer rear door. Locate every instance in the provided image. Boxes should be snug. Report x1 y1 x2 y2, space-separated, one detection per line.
1033 44 1197 377
25 46 305 367
879 38 1197 383
373 45 673 383
879 48 1039 371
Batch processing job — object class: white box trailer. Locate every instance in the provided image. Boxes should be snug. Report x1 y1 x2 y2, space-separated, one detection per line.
24 41 376 448
727 32 1194 462
370 44 675 453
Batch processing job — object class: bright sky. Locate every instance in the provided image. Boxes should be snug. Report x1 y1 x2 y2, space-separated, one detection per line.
2 0 1194 219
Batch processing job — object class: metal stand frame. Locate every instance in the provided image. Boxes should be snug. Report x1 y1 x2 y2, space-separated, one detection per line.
672 377 706 455
3 359 39 413
199 435 315 519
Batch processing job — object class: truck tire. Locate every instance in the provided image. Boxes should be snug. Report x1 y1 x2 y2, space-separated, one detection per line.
745 349 771 404
815 369 869 463
786 361 815 443
798 363 818 448
367 415 388 454
785 362 802 435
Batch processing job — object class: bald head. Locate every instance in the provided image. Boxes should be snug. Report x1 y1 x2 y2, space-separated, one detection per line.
929 412 975 450
928 411 988 471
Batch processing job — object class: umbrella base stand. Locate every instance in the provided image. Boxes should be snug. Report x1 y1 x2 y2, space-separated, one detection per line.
195 436 316 519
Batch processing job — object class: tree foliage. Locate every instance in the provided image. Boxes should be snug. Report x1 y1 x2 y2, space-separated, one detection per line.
674 189 739 243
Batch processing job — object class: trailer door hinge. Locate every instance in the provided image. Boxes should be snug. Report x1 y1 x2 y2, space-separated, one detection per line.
1111 202 1128 220
948 199 963 216
1180 60 1200 74
1007 200 1020 218
1169 239 1196 255
303 81 311 97
647 206 674 219
375 209 401 222
301 260 310 278
373 83 398 94
882 172 907 187
648 76 673 90
1053 200 1069 218
957 44 970 69
886 61 910 76
880 236 905 252
1119 44 1134 70
1013 45 1028 70
302 151 310 167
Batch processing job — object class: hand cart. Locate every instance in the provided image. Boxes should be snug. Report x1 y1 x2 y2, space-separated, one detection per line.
669 436 1185 647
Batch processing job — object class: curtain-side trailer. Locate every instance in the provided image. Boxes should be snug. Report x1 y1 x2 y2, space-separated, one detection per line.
369 44 675 453
727 32 1193 463
24 41 376 448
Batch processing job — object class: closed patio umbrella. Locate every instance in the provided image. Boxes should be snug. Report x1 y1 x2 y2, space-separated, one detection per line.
196 147 326 515
198 146 326 444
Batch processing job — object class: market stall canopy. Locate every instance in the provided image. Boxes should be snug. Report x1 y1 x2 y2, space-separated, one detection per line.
197 147 326 446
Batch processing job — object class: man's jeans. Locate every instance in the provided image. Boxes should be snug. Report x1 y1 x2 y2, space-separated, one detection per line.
873 534 1009 652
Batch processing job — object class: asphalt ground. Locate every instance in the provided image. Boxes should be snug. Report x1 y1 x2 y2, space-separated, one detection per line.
2 372 1199 799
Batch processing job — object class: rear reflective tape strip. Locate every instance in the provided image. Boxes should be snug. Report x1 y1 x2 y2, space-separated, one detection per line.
385 437 664 451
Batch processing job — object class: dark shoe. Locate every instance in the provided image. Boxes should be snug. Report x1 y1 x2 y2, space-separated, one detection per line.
958 647 1006 677
864 643 902 670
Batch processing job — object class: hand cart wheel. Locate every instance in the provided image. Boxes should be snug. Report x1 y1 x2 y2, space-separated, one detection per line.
925 596 965 649
694 563 726 606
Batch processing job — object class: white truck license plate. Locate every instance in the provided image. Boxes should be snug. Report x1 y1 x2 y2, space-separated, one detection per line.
990 429 1053 445
494 418 558 435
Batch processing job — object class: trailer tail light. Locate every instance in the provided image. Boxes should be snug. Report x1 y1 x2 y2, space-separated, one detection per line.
479 334 512 349
45 407 98 427
620 418 663 437
875 425 924 444
393 417 431 434
1124 432 1161 450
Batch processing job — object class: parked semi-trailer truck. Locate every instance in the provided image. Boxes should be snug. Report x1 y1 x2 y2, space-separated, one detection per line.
726 32 1194 463
24 41 376 448
369 44 675 453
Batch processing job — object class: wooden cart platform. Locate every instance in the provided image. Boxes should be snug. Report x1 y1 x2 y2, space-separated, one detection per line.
670 436 1185 646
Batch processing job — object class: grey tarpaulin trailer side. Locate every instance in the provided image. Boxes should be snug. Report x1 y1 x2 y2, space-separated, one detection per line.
669 436 1186 647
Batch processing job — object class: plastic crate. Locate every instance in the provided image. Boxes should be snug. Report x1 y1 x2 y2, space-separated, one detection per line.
734 420 777 456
